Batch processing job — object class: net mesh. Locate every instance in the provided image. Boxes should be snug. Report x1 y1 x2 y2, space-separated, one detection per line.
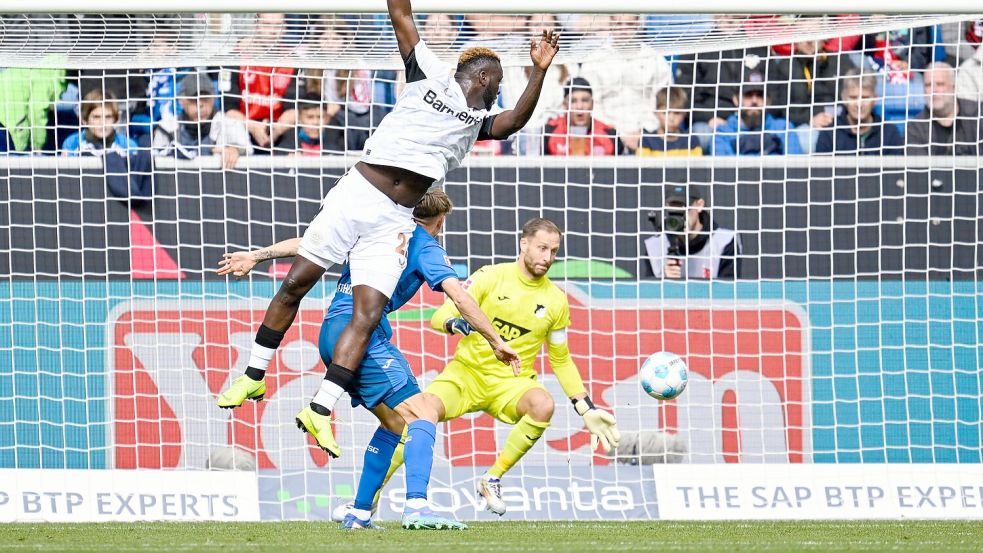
1 10 982 522
0 13 975 68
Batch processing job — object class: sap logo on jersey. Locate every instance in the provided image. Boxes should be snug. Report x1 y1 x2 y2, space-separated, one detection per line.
423 90 484 125
492 317 531 341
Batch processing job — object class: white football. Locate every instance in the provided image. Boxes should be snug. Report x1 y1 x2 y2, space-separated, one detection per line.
639 352 688 400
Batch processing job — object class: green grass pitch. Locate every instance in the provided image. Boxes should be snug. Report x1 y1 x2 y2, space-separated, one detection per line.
1 521 981 552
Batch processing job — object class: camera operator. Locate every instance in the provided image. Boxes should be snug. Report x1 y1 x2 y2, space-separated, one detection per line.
644 185 741 280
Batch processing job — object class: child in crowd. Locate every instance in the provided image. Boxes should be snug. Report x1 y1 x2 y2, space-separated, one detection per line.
275 94 334 155
62 90 137 156
637 88 702 156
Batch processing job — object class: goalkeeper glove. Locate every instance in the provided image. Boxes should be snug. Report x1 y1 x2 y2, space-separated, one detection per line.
573 396 621 454
444 317 473 336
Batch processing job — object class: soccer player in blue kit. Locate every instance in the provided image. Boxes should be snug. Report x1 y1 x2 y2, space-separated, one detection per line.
218 190 514 529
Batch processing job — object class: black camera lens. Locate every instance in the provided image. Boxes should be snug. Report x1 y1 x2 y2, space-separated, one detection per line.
663 210 687 233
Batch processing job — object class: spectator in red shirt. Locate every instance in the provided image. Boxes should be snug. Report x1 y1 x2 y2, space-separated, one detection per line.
542 77 623 156
222 13 298 151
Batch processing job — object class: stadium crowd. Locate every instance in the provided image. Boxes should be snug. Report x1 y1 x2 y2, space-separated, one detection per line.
2 14 983 166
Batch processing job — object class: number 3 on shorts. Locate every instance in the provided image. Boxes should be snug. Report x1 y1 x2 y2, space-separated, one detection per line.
395 233 408 268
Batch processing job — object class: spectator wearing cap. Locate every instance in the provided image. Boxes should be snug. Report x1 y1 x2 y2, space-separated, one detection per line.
956 20 983 102
712 66 802 156
815 68 904 155
150 73 253 169
907 62 983 156
636 88 702 156
644 185 741 280
542 77 623 156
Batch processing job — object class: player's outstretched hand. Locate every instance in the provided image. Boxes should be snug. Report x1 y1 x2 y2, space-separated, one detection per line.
217 251 257 277
492 341 522 375
584 408 621 454
530 29 560 71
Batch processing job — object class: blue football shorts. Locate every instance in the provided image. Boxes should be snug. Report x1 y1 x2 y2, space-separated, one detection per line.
318 314 420 410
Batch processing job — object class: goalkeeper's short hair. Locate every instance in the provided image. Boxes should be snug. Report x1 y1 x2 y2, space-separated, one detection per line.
521 217 562 239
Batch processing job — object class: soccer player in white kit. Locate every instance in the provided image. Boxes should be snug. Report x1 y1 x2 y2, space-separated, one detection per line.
218 0 560 458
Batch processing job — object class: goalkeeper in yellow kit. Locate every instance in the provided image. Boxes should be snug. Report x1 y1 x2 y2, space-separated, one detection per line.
339 217 620 519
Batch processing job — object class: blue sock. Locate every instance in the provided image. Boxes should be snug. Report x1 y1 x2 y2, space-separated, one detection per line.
404 420 437 501
353 427 401 511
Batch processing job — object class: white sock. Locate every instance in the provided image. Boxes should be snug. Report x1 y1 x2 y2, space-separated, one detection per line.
311 379 345 412
351 508 372 521
405 498 429 510
247 343 276 374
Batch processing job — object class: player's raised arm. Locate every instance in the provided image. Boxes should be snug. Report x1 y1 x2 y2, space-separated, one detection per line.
216 237 301 277
439 278 522 375
387 0 421 59
487 29 560 139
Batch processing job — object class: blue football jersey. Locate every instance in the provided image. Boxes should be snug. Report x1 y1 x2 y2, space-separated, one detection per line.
325 225 457 338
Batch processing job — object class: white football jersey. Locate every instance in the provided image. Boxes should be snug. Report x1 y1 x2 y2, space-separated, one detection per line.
361 39 497 181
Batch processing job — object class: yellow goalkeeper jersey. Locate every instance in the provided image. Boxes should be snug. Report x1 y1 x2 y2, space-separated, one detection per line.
430 261 587 398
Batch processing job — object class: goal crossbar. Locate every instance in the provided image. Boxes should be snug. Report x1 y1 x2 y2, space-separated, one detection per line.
2 1 981 14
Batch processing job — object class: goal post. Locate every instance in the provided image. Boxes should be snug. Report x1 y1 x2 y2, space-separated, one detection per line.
0 6 982 523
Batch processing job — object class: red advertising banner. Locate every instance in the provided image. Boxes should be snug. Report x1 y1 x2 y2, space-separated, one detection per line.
109 286 808 469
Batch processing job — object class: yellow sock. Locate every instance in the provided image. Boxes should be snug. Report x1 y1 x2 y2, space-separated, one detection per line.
489 415 550 479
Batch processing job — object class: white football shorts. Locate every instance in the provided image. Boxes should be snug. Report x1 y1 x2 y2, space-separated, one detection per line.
297 168 415 298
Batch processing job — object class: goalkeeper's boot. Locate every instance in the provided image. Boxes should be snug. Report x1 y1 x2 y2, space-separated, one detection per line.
216 375 265 409
476 475 507 516
295 406 341 458
332 500 379 523
401 506 468 530
341 513 384 530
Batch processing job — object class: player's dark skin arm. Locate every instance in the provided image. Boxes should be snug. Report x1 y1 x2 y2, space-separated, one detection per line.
350 0 432 211
388 0 420 59
488 30 560 139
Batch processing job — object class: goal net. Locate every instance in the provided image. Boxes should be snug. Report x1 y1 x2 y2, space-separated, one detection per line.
1 8 982 522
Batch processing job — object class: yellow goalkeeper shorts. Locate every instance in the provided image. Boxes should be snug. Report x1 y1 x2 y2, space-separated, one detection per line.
426 360 546 425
